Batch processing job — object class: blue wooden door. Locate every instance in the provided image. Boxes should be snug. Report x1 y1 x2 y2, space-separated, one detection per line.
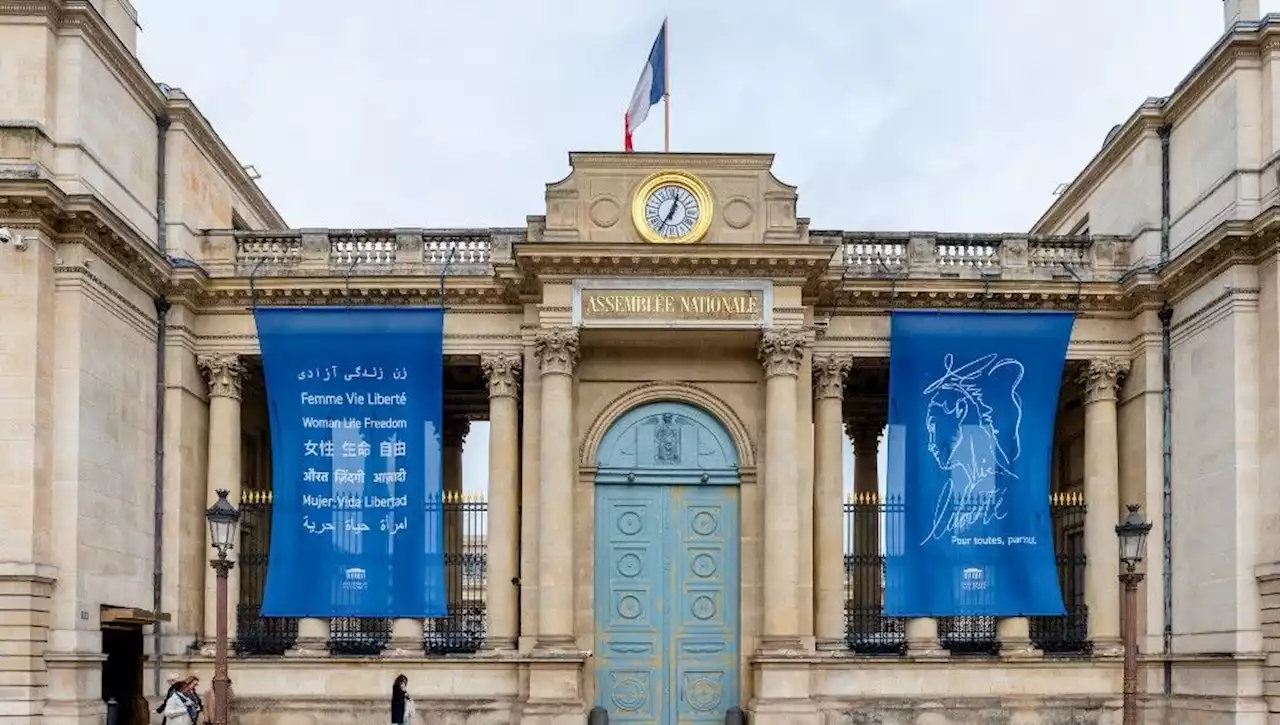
594 402 741 725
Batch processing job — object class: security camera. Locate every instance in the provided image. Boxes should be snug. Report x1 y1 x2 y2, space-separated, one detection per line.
0 228 29 251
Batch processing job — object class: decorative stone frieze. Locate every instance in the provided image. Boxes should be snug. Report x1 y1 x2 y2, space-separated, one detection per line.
1079 357 1130 405
758 329 807 378
812 354 852 400
197 353 243 400
534 328 580 377
481 352 523 399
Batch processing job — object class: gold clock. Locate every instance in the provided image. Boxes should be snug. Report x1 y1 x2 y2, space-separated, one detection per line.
631 170 714 244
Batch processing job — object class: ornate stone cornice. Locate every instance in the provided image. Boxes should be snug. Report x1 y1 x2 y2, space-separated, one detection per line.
758 329 807 379
534 328 580 377
481 352 522 399
812 355 852 400
197 353 243 400
1079 357 1130 405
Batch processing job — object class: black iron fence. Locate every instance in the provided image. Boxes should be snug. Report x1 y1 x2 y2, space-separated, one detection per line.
236 489 488 656
844 491 1088 656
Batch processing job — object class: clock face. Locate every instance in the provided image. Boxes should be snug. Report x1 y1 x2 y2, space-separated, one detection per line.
643 184 701 239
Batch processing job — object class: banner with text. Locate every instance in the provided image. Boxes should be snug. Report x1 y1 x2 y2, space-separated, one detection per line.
884 310 1074 617
255 307 447 618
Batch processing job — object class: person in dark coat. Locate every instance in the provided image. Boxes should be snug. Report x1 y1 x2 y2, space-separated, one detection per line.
390 674 414 725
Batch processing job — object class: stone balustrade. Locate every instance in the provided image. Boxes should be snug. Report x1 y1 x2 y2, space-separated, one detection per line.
203 229 519 277
812 231 1131 283
205 229 1132 282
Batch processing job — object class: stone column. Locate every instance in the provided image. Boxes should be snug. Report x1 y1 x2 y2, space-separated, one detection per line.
758 329 807 651
534 328 580 650
518 342 541 651
198 354 243 645
1081 357 1129 656
443 417 469 609
848 420 883 611
813 355 851 650
482 352 522 650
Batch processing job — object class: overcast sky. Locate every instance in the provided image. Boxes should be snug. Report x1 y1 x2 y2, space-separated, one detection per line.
134 0 1248 233
133 1 1255 492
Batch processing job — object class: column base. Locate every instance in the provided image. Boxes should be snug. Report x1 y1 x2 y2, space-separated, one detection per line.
521 657 586 725
756 636 806 656
384 640 424 657
814 637 847 652
518 635 539 654
283 638 329 658
905 617 949 659
750 658 819 725
533 634 578 654
1090 637 1123 657
482 636 517 652
996 617 1042 660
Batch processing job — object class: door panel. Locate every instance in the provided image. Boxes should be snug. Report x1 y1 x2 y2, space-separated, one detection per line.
595 488 667 723
595 484 739 725
671 487 739 723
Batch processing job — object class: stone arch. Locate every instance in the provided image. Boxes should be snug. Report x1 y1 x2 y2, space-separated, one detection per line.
579 381 756 473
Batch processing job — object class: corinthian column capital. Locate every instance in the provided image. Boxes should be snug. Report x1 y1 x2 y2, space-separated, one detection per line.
444 416 471 448
481 352 523 399
534 328 580 377
1079 357 1130 405
758 329 807 379
812 355 852 400
197 353 244 400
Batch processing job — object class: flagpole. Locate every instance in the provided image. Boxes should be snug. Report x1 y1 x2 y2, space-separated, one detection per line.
663 17 670 152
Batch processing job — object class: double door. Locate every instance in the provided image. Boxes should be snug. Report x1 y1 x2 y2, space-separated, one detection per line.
593 483 740 725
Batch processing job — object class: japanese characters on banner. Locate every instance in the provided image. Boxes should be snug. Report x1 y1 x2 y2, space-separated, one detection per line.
884 310 1074 617
254 307 447 618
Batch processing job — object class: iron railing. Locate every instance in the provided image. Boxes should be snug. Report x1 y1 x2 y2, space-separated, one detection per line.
843 491 1088 655
236 489 488 656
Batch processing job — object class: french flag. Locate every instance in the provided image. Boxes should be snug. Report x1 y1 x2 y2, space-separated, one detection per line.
624 21 667 152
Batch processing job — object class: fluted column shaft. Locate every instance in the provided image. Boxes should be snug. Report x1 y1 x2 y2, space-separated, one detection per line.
199 354 243 644
813 355 851 649
518 343 541 650
1082 358 1129 655
482 353 522 649
758 330 807 650
535 329 580 649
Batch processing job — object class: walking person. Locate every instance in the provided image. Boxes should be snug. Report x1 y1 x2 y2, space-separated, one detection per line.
158 675 200 725
390 674 415 725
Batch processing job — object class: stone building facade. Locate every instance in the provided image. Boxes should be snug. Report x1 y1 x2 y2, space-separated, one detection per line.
3 1 1280 724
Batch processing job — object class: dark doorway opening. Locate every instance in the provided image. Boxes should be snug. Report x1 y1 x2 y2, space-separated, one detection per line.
101 624 145 725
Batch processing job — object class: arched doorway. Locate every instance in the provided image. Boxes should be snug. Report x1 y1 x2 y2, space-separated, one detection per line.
593 400 741 725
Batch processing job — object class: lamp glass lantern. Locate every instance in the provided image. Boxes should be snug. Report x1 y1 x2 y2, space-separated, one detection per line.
1115 503 1152 571
206 488 241 556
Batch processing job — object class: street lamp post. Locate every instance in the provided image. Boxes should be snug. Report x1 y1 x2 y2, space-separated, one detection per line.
206 489 240 725
1115 503 1152 725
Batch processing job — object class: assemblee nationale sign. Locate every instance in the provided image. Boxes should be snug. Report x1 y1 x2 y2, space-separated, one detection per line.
581 289 766 324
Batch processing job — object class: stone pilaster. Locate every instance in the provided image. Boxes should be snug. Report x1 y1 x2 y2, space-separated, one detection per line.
197 353 243 645
481 352 522 650
1080 357 1129 656
534 328 579 650
758 329 807 652
286 617 329 657
812 355 850 650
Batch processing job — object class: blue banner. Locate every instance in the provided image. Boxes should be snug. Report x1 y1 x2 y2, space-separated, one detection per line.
255 307 447 618
884 310 1073 617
